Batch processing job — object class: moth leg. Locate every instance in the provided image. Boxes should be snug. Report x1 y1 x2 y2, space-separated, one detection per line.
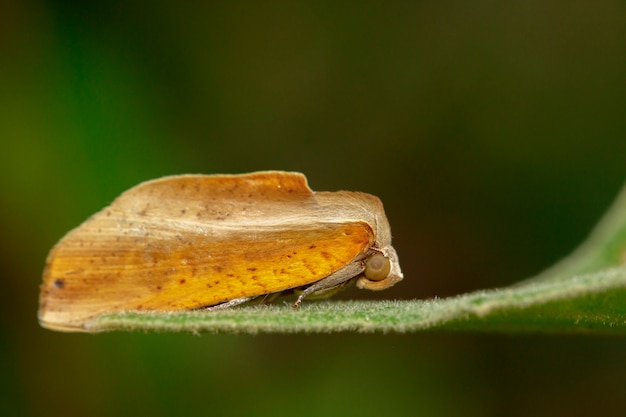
204 296 255 311
260 291 284 305
296 279 355 300
293 260 366 308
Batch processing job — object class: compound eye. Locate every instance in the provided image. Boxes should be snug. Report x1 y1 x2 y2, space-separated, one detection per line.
364 253 391 281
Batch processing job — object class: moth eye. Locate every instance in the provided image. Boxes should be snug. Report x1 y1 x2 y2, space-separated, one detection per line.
364 253 391 281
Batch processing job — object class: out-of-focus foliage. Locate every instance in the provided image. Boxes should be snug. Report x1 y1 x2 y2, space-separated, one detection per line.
2 1 626 416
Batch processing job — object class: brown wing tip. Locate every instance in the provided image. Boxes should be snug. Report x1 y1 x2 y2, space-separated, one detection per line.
124 171 313 201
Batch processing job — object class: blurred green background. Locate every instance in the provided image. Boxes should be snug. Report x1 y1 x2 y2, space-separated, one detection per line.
2 1 626 416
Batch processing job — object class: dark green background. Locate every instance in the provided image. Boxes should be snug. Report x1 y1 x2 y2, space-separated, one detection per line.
2 1 626 416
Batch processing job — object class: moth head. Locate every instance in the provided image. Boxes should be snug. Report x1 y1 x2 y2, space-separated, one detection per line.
356 247 403 291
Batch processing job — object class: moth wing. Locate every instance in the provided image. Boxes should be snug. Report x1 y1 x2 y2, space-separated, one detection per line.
39 172 374 331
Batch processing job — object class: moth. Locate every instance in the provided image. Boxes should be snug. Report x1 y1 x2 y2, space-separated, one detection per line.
39 171 403 332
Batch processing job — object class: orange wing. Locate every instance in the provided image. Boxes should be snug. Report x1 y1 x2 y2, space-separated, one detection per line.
39 172 375 331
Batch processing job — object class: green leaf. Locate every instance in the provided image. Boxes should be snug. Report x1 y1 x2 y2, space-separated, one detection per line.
89 182 626 334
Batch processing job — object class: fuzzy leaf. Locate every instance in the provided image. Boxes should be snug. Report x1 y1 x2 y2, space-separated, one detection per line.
89 182 626 334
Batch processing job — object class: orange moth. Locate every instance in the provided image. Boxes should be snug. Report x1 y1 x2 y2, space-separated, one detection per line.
39 171 403 332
